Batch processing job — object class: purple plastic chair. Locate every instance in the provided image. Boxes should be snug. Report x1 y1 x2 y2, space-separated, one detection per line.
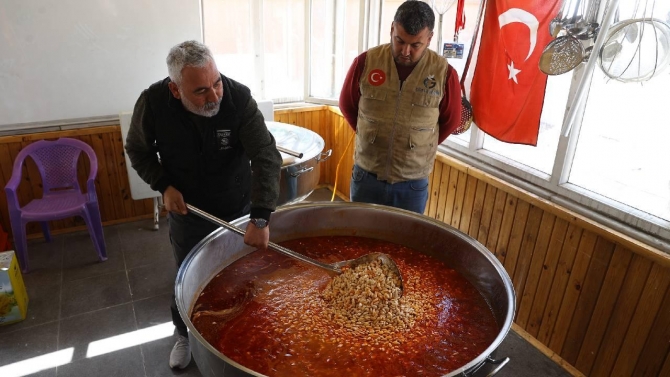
4 138 107 273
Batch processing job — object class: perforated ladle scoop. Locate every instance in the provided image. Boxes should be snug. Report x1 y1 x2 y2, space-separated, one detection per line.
186 204 404 296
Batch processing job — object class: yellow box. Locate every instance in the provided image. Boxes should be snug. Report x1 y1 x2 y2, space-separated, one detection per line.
0 251 29 325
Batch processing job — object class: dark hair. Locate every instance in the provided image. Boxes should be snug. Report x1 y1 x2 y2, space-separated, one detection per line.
393 1 435 35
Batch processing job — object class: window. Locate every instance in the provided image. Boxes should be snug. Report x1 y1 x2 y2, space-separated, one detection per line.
440 0 670 244
203 0 305 103
308 0 361 102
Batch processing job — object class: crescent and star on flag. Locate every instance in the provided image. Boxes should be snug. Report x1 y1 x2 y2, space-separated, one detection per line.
498 8 539 84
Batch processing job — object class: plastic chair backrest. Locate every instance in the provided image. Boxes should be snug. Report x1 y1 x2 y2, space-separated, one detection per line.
12 138 97 194
256 99 274 122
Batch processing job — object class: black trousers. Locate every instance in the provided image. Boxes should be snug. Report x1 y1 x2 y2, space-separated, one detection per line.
168 206 248 336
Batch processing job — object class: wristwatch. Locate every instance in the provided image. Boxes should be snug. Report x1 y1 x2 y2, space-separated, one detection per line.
249 218 269 229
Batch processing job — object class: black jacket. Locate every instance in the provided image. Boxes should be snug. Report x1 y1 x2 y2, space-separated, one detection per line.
125 74 281 220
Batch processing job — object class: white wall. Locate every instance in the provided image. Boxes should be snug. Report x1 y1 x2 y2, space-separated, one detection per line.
0 0 202 130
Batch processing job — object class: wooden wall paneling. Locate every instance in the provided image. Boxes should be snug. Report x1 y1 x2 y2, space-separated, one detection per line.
434 165 451 222
311 111 326 185
483 189 507 258
467 180 488 238
611 263 670 376
502 200 530 278
449 171 468 229
88 134 116 222
548 231 597 352
492 195 517 265
336 113 346 189
537 223 583 344
457 175 478 234
589 253 653 377
0 143 15 234
633 285 670 376
427 162 443 218
516 211 556 328
288 111 297 126
440 164 459 224
574 244 633 375
341 118 354 197
106 130 134 219
323 112 336 186
475 184 497 246
511 205 543 312
295 112 306 129
526 217 569 337
561 237 615 365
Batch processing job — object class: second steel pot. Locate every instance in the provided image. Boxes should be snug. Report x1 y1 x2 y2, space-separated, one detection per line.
267 121 331 206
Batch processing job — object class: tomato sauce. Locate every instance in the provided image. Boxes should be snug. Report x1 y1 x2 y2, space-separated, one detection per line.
191 236 499 376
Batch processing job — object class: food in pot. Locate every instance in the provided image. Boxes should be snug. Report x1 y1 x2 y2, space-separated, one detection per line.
191 236 498 376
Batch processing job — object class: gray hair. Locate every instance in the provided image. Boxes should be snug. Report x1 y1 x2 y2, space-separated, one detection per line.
166 40 215 85
394 1 435 35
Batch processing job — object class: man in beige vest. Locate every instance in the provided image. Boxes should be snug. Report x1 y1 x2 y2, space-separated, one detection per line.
339 0 461 214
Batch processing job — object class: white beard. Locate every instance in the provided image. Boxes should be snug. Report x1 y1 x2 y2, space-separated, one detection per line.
180 91 222 117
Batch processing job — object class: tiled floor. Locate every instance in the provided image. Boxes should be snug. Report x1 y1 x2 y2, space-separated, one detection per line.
0 189 572 377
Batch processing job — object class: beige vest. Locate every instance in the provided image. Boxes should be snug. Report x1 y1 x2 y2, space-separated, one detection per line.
356 44 447 183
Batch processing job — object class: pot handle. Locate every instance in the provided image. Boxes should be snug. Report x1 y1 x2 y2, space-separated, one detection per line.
464 356 509 377
316 149 332 162
289 166 314 177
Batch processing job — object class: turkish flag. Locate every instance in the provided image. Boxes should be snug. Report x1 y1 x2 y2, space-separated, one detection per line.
470 0 561 145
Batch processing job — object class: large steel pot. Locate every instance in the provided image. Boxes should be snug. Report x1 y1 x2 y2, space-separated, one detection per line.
176 202 516 377
267 121 331 206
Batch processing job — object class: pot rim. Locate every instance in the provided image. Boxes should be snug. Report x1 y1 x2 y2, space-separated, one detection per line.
176 201 516 377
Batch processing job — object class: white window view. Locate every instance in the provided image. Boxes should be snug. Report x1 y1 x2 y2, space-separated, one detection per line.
309 0 360 100
482 74 571 175
441 0 670 241
202 0 305 103
569 67 670 222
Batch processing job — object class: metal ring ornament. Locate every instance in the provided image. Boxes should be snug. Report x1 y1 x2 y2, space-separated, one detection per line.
597 18 670 82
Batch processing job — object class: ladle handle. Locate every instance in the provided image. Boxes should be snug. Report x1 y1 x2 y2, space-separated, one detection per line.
277 145 303 159
185 204 340 273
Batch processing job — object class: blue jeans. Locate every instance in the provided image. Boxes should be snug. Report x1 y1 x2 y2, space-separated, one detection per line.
350 164 429 214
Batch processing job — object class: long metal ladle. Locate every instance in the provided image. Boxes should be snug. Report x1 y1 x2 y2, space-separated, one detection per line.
186 204 405 296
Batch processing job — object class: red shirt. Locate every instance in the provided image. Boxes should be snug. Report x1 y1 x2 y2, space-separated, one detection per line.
339 51 462 144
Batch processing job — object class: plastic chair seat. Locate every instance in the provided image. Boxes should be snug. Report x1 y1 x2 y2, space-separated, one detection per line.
4 138 107 273
21 191 87 219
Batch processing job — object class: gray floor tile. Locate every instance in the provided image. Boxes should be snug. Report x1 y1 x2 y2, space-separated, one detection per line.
120 224 173 270
0 321 59 367
0 282 60 335
61 228 126 282
58 303 137 361
134 294 173 330
55 346 145 377
128 261 177 301
141 336 202 377
60 271 131 318
21 237 64 288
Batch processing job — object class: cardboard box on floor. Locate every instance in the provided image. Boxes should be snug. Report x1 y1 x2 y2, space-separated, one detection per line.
0 251 29 325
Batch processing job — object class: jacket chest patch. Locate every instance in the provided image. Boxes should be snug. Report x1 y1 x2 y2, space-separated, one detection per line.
217 130 233 150
423 74 436 89
367 69 386 86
